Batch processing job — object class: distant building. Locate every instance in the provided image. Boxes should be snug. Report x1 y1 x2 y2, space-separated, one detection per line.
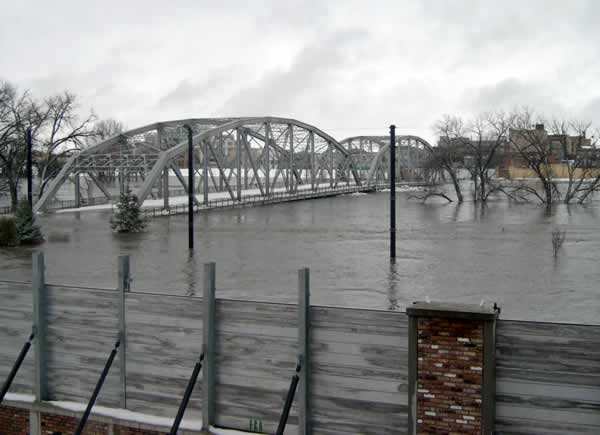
436 136 506 169
498 124 595 178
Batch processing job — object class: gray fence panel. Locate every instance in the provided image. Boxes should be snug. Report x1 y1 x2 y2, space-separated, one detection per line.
214 299 299 434
310 306 409 435
125 292 203 419
45 285 121 407
0 281 34 395
495 320 600 435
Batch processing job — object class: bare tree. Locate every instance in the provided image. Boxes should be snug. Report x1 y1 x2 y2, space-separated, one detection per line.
428 115 467 203
34 92 97 197
0 82 37 210
464 111 513 202
88 118 125 145
507 109 559 204
549 120 600 204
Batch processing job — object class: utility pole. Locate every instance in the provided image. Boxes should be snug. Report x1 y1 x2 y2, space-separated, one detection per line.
183 125 194 252
389 125 396 260
27 127 33 208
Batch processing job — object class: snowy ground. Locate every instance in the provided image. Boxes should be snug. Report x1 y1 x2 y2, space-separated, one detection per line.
3 393 262 434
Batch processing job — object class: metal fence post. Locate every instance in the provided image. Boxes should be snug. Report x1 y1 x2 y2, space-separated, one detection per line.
32 251 47 402
202 262 217 432
298 268 311 435
117 255 130 409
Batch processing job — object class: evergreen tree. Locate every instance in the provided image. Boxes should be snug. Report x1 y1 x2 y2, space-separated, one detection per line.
15 201 43 244
110 189 147 233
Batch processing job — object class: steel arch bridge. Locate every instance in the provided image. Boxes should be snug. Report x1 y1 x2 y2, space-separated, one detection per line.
34 117 432 213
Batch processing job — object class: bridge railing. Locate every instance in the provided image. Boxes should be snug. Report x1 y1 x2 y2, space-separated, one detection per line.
139 183 389 218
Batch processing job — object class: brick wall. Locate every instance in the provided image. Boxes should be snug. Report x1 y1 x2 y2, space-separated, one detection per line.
41 413 108 435
416 317 484 434
0 405 29 435
0 404 168 435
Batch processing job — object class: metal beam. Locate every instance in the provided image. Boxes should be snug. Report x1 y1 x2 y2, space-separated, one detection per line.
87 172 113 201
171 164 201 207
265 122 270 196
236 128 242 201
206 140 236 200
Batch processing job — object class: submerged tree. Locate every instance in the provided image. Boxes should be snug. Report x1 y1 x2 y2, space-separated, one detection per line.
549 121 600 204
506 109 562 204
464 111 513 202
552 227 566 258
427 115 468 203
110 189 147 233
506 110 600 204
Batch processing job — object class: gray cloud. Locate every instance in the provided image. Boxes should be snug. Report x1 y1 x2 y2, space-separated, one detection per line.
2 0 600 144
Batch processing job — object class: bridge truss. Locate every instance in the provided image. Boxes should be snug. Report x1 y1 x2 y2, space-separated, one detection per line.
34 117 433 213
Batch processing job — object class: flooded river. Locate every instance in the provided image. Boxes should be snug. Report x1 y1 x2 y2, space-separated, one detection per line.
1 191 599 323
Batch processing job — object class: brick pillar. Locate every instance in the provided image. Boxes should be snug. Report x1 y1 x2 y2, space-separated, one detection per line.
407 302 499 435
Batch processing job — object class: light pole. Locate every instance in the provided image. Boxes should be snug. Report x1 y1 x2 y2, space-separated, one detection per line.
27 127 33 208
183 124 194 252
389 125 396 260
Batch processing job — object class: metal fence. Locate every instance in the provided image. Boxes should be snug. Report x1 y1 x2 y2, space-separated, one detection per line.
140 183 387 218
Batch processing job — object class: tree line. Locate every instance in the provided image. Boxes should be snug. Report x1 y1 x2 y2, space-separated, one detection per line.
420 109 600 205
0 80 124 210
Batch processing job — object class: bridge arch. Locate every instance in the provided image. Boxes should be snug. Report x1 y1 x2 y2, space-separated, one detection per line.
34 117 364 212
340 135 434 185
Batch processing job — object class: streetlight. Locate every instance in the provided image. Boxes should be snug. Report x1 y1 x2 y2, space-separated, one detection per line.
389 124 396 260
26 127 33 208
183 124 194 252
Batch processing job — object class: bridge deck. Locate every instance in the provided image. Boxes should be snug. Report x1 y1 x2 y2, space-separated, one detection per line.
52 181 428 217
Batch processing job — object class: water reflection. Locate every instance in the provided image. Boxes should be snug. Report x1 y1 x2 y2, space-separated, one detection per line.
184 252 197 297
387 260 400 311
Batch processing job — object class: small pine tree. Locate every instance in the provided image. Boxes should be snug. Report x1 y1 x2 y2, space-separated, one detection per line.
15 201 43 244
110 189 147 233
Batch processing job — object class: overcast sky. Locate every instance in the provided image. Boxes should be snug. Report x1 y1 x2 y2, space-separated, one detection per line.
2 0 599 143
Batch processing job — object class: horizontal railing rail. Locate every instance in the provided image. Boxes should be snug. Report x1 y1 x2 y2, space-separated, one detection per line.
139 183 395 218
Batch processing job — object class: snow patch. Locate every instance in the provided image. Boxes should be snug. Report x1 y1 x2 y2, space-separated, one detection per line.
4 393 35 403
211 426 266 435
